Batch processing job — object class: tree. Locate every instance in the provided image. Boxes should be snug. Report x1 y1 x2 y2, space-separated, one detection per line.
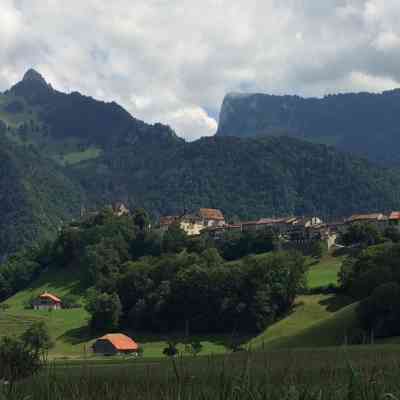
357 282 400 338
162 340 179 357
310 240 325 260
189 340 203 356
341 223 384 247
85 290 122 331
384 226 400 243
133 208 150 232
0 337 40 388
0 323 53 389
162 223 187 253
20 321 54 361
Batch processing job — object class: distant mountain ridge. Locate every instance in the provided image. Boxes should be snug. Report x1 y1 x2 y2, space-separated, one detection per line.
216 90 400 165
1 70 400 256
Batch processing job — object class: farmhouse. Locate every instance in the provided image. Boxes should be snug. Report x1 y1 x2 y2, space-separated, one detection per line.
198 208 225 227
33 292 62 310
92 333 139 356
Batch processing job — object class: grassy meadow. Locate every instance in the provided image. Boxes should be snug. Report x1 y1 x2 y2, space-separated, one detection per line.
306 255 343 288
0 255 360 360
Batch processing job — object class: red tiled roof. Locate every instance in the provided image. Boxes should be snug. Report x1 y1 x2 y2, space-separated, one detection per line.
199 208 224 220
99 334 138 351
390 212 400 220
39 292 62 303
347 213 385 222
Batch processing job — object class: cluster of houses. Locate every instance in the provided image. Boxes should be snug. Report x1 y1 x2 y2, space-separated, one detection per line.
159 208 400 250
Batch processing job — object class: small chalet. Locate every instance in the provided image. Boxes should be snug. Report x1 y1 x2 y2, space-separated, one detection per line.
92 333 139 356
198 208 225 227
33 292 62 310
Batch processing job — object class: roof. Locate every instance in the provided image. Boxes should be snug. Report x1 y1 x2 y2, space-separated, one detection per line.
390 212 400 220
39 292 62 303
198 208 224 221
347 213 385 223
159 216 180 226
98 334 139 351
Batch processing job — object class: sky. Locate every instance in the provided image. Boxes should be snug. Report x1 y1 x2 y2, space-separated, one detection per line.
1 0 400 141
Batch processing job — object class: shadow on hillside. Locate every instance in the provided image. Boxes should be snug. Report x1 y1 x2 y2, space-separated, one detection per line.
26 267 87 297
319 294 354 313
60 326 95 345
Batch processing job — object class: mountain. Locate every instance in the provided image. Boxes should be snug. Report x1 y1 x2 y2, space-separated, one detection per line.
216 91 400 165
0 126 83 257
1 70 400 256
72 135 400 220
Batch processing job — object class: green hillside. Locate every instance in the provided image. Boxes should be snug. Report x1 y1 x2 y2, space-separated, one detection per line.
307 256 343 288
0 256 359 359
2 69 400 257
251 294 357 349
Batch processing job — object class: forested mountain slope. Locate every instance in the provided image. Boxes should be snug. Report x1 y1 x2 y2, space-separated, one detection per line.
216 91 400 165
0 128 83 256
72 135 400 220
1 70 400 256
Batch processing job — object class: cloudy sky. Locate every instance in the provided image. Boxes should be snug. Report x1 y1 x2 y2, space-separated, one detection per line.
1 0 400 140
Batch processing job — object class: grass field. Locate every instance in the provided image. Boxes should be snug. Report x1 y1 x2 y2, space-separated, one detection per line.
306 256 343 288
5 346 400 399
0 256 356 359
61 147 102 165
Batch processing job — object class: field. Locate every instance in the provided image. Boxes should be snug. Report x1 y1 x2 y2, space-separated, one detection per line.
306 255 343 288
4 346 400 399
4 255 400 399
0 256 360 359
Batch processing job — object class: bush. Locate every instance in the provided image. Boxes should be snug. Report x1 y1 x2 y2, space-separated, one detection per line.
62 294 81 309
357 281 400 338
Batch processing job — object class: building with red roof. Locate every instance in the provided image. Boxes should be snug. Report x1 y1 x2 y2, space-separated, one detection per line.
198 208 225 227
33 292 62 310
92 333 139 355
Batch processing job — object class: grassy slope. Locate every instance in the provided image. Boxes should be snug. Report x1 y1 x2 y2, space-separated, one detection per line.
0 257 358 359
0 267 228 359
250 294 357 349
306 256 343 288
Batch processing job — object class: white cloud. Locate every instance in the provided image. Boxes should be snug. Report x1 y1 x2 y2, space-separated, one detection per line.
1 1 400 139
164 107 217 141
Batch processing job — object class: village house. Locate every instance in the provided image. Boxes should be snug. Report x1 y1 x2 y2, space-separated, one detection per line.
92 333 139 356
159 215 204 236
198 208 225 227
346 213 388 231
204 224 241 239
179 215 205 236
112 202 130 216
33 292 62 310
389 212 400 230
159 208 226 236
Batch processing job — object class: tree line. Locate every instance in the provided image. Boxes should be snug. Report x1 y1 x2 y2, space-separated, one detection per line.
0 208 307 334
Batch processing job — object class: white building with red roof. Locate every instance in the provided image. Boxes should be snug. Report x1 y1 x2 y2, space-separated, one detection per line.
33 292 62 310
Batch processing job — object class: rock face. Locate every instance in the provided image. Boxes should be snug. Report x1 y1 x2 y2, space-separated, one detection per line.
9 68 53 104
216 90 400 165
22 68 48 85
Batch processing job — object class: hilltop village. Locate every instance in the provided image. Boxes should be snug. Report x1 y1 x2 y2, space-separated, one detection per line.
158 207 400 251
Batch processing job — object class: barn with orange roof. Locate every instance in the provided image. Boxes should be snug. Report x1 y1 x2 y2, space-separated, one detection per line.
92 333 139 355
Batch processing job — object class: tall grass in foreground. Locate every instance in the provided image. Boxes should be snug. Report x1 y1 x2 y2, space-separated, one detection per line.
3 348 400 399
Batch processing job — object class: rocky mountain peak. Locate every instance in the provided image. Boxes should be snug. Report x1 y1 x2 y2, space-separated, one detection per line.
22 68 48 85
